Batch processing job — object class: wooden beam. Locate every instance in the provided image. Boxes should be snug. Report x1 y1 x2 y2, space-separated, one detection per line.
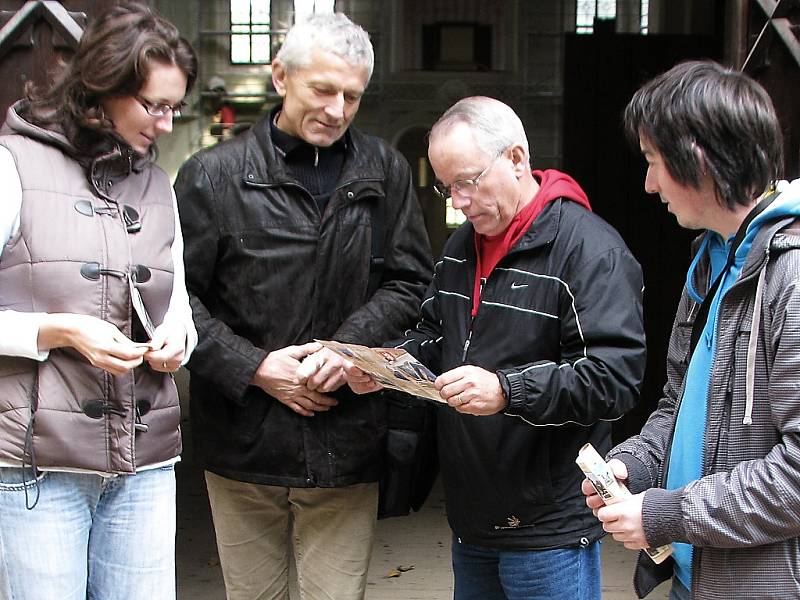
41 1 84 48
0 1 84 60
0 1 41 59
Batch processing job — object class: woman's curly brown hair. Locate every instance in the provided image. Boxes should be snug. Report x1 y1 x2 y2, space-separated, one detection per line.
24 2 197 154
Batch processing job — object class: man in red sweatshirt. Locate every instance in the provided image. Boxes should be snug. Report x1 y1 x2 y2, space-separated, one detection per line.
346 96 646 600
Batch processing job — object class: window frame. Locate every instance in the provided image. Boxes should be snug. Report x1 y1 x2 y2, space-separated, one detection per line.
230 0 272 65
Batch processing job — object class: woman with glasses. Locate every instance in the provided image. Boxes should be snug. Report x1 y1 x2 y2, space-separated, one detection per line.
0 3 197 599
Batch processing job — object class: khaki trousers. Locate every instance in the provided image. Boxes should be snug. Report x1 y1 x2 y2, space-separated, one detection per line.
205 471 379 600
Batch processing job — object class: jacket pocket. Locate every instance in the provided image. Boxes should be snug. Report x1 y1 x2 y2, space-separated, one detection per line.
196 387 273 446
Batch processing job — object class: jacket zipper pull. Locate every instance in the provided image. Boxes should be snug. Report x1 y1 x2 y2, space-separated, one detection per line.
461 278 485 362
462 329 473 362
314 146 319 167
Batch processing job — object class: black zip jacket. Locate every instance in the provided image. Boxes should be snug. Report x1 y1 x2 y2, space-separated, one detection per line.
174 115 432 487
396 199 646 548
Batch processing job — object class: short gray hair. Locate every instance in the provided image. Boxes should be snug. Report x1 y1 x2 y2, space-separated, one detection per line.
276 12 374 82
430 96 529 158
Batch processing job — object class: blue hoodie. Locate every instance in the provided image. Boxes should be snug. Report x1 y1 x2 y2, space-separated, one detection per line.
667 179 800 590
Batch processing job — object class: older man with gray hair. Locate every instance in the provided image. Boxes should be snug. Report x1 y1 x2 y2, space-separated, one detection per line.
346 96 646 599
175 12 432 600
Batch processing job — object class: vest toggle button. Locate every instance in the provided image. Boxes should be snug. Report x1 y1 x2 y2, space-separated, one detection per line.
82 400 126 419
80 262 126 281
131 264 152 283
135 400 151 433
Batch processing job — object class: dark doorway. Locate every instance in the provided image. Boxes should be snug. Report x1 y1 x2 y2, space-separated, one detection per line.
396 125 446 259
563 32 722 443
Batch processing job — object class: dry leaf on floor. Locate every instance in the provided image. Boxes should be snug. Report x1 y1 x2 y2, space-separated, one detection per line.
385 565 415 578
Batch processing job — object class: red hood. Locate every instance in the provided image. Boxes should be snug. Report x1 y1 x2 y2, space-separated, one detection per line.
531 168 591 209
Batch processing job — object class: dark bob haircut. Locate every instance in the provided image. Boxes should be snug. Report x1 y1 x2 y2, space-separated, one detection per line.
25 2 197 153
623 60 782 210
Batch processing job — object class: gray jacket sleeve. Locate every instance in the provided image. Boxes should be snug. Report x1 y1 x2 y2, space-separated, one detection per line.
614 251 800 550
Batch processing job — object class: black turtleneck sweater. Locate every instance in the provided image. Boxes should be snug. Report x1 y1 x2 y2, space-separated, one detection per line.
269 108 346 215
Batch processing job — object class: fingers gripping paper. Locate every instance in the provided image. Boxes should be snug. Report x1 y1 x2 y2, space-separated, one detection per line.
575 443 673 564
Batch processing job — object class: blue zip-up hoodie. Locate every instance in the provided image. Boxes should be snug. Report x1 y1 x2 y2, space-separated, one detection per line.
667 183 800 589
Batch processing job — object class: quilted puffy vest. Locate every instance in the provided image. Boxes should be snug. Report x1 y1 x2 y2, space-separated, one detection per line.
0 113 181 473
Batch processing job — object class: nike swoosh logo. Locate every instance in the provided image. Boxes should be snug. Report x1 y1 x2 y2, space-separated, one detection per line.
510 283 528 289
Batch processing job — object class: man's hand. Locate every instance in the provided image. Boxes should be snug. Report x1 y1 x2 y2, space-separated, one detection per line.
297 347 346 393
342 361 385 395
596 491 649 550
435 365 507 415
582 458 629 515
251 342 338 417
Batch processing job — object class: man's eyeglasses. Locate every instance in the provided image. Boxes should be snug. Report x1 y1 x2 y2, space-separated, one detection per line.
136 95 186 119
433 154 502 200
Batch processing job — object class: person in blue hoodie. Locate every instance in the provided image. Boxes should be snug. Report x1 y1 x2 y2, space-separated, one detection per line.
583 60 800 600
346 96 647 600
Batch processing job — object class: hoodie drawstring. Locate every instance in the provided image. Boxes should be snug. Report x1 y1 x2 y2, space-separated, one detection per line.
744 263 767 426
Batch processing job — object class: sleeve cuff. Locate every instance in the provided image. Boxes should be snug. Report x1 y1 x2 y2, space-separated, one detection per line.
0 311 50 361
498 370 524 414
642 486 688 547
610 451 652 494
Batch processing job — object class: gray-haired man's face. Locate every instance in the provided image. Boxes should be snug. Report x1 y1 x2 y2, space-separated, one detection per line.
272 49 369 146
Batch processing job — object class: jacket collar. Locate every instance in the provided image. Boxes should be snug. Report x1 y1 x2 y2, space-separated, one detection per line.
689 214 800 296
449 199 564 263
269 106 348 161
510 198 562 251
743 215 800 275
3 100 151 202
242 107 385 188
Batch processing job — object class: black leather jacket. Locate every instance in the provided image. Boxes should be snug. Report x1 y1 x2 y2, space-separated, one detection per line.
175 115 432 487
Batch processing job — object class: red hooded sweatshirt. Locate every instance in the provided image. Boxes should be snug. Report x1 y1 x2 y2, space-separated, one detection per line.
471 169 591 316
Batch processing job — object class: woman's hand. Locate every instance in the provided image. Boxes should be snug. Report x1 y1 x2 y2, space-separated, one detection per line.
38 313 148 376
144 321 188 373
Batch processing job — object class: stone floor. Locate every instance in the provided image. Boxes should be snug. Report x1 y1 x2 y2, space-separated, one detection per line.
174 369 670 599
175 426 670 599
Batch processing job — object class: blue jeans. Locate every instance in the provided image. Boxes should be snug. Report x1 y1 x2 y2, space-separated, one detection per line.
0 466 176 600
451 535 601 600
669 577 691 600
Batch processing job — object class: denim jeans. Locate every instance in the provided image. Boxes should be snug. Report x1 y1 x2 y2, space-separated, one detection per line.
0 465 176 600
451 535 601 600
669 577 691 600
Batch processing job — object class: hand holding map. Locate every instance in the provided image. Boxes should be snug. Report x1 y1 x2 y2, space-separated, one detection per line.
315 339 445 403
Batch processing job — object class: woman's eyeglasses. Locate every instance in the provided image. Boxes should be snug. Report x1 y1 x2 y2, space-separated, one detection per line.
136 95 186 119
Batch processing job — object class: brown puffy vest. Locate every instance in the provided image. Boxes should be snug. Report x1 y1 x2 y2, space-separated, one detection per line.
0 128 181 473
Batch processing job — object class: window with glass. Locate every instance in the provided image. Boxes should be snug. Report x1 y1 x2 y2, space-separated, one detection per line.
576 0 615 34
640 0 649 34
229 0 336 64
293 0 335 22
575 1 649 34
230 0 272 64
